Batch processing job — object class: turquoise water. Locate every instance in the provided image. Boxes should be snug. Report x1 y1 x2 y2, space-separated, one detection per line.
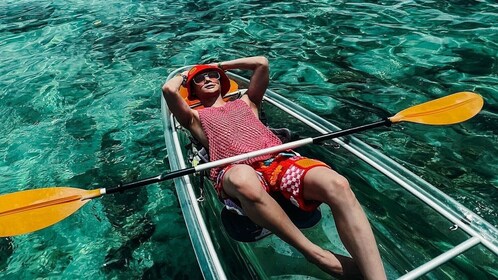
1 0 497 279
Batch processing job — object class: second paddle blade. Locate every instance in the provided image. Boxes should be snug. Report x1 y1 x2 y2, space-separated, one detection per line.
0 187 102 237
390 92 484 125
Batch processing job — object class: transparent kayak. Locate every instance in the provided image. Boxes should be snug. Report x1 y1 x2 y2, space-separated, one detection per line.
161 67 498 279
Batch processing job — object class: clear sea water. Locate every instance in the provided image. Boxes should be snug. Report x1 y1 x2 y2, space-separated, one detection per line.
1 0 497 279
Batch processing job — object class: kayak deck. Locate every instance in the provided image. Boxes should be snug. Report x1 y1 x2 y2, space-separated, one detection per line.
161 68 498 279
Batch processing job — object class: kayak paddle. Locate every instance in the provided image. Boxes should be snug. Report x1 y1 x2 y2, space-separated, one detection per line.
0 91 483 237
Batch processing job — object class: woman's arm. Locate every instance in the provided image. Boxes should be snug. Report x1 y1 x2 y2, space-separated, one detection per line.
161 70 194 128
217 56 269 106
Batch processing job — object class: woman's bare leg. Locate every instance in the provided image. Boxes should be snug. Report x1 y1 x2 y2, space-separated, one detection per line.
303 167 386 280
222 164 351 276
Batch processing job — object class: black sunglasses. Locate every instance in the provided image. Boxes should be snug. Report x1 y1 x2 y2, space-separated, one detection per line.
193 71 221 85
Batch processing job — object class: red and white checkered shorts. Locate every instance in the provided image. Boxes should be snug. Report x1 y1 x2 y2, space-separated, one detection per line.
215 152 329 212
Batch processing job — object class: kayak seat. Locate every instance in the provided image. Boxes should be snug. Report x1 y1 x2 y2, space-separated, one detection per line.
221 193 322 242
269 127 292 143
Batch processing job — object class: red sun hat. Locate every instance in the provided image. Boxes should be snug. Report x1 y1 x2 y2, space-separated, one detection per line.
186 64 230 100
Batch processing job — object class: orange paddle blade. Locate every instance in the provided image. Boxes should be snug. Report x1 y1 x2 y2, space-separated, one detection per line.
0 187 103 237
389 92 484 125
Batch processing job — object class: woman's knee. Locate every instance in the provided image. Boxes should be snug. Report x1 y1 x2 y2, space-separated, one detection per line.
305 169 355 203
325 174 357 206
319 172 350 192
331 174 351 193
223 165 263 201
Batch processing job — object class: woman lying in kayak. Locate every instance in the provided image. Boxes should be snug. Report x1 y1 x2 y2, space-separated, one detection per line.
162 56 386 279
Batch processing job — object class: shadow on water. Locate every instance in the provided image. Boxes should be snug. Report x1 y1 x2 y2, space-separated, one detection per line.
452 48 497 76
102 214 155 271
95 129 160 277
0 238 13 272
0 2 54 33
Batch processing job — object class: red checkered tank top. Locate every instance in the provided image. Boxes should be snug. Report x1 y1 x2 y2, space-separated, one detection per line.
198 99 282 179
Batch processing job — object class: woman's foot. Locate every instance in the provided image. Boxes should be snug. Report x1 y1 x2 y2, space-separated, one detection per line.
307 249 363 279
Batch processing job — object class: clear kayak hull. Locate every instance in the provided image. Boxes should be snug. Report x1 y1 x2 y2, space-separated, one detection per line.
161 68 498 279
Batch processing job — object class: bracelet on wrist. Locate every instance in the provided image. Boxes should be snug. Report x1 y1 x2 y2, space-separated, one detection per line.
178 73 188 87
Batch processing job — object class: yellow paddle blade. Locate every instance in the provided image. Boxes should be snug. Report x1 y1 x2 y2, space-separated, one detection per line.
389 92 484 125
0 187 103 237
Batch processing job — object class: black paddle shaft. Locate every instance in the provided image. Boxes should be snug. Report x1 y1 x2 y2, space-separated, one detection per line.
312 119 391 144
105 167 195 194
105 118 392 195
